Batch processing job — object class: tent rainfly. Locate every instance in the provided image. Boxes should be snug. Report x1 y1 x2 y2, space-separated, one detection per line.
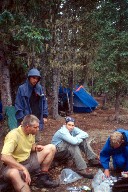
59 85 98 113
73 86 98 113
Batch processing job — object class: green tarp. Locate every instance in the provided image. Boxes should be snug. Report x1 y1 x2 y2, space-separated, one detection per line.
5 106 17 130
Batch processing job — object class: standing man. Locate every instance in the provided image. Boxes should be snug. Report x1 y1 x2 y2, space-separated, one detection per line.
15 68 48 134
1 114 56 192
51 116 101 179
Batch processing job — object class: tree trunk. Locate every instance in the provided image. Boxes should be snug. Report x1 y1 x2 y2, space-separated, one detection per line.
115 90 120 121
68 70 74 114
0 44 12 111
102 93 108 110
52 67 60 119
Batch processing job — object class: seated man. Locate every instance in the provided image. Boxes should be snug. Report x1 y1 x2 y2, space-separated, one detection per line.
51 116 100 179
1 114 56 192
100 128 128 177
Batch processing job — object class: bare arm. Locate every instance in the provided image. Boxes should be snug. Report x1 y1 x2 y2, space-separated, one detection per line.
31 144 44 152
104 169 110 177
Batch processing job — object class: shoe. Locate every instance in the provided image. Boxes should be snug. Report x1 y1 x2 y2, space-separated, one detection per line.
88 158 102 168
35 173 59 188
77 169 94 179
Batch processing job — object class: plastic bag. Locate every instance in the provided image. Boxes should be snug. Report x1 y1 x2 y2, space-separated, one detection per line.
59 168 82 184
92 169 117 192
92 169 105 189
94 182 111 192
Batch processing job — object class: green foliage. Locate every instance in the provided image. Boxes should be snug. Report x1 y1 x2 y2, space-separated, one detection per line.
0 10 14 25
14 25 51 53
0 10 51 53
92 0 128 97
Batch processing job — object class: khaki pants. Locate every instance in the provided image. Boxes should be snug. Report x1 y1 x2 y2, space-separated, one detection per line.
56 139 96 170
1 152 40 181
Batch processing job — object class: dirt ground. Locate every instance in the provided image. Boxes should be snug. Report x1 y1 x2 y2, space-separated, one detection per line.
0 96 128 192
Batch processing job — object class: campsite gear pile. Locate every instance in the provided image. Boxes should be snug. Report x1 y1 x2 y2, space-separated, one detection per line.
92 169 117 192
92 169 128 192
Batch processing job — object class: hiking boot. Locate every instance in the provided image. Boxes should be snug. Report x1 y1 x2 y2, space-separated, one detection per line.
34 173 59 188
76 169 94 179
88 158 102 168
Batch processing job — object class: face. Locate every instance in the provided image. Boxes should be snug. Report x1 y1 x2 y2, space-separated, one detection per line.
112 140 124 149
29 76 40 86
112 142 122 149
27 121 39 135
66 121 75 132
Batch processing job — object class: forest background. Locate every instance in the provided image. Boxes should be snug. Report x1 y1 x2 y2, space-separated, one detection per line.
0 0 128 120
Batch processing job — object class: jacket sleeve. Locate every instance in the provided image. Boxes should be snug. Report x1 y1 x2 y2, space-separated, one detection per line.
58 129 83 145
15 87 25 120
73 127 89 140
100 138 112 169
39 85 48 118
42 95 48 118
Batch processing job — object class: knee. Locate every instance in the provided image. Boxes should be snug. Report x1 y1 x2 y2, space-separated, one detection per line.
7 168 20 180
49 144 56 152
46 144 56 153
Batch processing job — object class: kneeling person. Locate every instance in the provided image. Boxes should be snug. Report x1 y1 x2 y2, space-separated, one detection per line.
100 129 128 178
1 115 56 192
51 117 100 179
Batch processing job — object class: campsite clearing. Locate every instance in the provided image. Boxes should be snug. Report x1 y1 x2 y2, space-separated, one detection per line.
37 97 128 192
0 96 128 192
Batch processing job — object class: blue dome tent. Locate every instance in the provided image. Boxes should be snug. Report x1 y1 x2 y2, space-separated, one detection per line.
58 85 98 113
73 86 98 113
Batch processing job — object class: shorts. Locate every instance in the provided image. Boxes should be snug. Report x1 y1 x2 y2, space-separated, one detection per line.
1 152 40 180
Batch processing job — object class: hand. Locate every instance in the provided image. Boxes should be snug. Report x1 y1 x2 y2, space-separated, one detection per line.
35 145 44 152
22 168 31 185
43 118 47 123
104 169 110 177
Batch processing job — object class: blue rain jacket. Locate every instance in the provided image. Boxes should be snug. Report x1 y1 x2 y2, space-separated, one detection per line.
100 128 128 171
15 69 48 130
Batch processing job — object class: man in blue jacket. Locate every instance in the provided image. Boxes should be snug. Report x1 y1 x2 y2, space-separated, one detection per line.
15 68 48 134
100 128 128 177
52 116 100 179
